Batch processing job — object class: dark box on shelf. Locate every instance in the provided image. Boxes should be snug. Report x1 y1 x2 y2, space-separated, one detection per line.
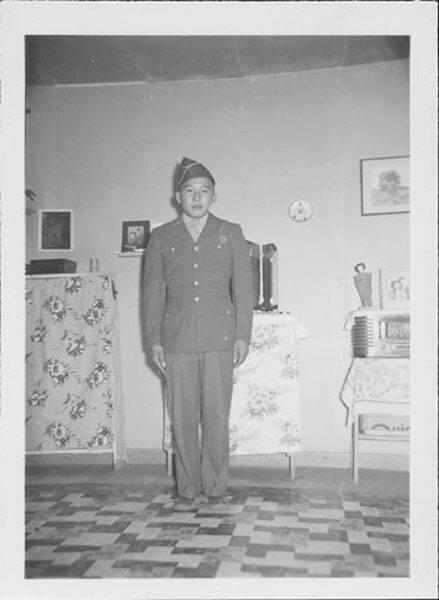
29 259 77 274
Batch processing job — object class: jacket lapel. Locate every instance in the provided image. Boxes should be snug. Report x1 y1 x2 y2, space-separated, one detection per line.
170 217 194 244
199 212 221 243
170 212 222 244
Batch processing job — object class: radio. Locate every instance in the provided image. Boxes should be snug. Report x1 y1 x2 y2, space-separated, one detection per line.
351 311 410 357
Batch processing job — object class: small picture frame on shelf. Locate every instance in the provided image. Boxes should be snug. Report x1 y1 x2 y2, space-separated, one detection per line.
379 268 410 310
360 156 409 215
121 220 150 253
39 210 73 251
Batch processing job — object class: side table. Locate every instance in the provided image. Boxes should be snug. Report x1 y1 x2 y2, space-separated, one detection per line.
340 357 409 483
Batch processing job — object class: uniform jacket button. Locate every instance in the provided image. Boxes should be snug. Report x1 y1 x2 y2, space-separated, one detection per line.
194 245 199 252
194 296 200 302
194 280 199 286
224 336 229 341
193 263 198 268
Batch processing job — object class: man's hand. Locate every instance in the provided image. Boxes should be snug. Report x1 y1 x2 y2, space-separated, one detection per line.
233 340 249 368
151 344 166 376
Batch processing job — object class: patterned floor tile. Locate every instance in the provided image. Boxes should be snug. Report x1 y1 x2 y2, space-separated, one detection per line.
249 530 271 544
233 523 254 536
307 561 332 576
51 552 83 565
295 540 350 555
215 560 244 576
25 482 409 578
82 559 122 578
26 544 58 560
72 532 121 546
176 535 231 548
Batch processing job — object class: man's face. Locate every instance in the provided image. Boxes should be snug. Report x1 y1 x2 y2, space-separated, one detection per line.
177 177 216 219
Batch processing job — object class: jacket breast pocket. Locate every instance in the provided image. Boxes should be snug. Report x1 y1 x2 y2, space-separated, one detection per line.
210 239 232 271
161 244 180 276
161 244 178 258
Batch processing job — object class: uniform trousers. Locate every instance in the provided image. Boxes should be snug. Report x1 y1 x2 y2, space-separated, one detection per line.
165 350 234 499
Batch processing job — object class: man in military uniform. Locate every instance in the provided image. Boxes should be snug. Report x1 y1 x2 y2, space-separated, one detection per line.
143 157 253 502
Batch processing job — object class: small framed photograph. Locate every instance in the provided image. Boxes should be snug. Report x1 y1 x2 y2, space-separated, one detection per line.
379 268 410 310
121 220 150 252
360 156 409 215
39 210 73 251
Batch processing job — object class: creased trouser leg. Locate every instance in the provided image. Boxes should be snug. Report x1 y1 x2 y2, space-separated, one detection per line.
165 351 234 499
200 351 234 496
165 353 202 499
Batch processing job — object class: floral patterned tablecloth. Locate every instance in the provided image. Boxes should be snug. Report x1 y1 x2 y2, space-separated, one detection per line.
25 274 126 464
164 311 307 455
340 358 410 423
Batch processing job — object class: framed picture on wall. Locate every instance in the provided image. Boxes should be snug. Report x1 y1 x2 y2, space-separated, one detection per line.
39 210 73 251
121 220 150 252
360 155 409 215
379 268 410 310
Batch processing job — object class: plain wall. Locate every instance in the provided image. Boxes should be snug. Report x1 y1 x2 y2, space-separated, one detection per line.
25 59 409 455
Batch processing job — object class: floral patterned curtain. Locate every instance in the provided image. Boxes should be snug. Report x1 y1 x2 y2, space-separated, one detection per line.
25 274 125 465
164 312 307 455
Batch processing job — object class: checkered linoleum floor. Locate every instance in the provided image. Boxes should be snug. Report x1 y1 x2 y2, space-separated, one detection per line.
25 482 409 578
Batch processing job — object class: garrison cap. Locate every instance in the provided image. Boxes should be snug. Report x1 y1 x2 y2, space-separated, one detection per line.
176 157 215 189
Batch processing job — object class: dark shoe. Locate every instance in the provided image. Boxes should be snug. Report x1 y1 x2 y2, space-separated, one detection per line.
174 494 207 510
174 496 197 510
207 493 233 505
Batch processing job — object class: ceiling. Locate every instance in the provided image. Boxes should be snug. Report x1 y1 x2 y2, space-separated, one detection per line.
26 35 409 86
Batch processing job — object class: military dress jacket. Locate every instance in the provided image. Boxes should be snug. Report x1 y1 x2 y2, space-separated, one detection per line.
143 212 254 353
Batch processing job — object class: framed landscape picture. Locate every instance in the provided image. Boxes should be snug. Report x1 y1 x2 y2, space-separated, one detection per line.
121 220 150 252
361 156 409 215
379 268 410 310
39 210 73 251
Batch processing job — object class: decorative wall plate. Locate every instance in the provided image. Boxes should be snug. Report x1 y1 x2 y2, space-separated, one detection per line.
288 200 313 222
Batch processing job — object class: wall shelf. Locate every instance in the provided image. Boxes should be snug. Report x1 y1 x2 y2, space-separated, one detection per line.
114 251 146 258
